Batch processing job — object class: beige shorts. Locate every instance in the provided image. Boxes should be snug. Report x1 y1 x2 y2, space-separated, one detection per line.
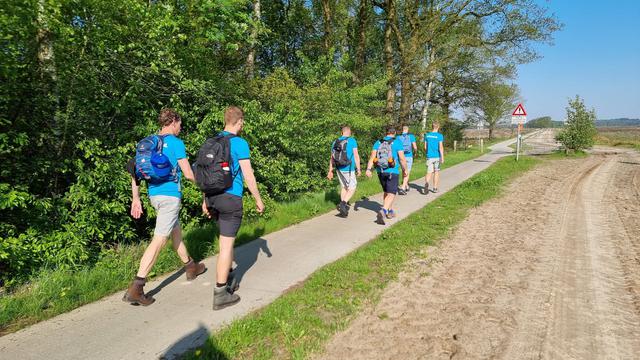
149 195 181 237
426 158 441 173
337 170 357 190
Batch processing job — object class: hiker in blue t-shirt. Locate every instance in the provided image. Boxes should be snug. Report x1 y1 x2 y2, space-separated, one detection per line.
124 109 206 306
396 125 418 195
327 125 361 217
423 121 445 194
365 126 408 225
201 106 265 310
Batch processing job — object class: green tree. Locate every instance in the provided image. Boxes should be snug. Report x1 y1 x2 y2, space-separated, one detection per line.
556 96 597 152
468 80 519 139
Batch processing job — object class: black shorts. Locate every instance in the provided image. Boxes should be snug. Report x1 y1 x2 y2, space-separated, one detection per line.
378 172 399 194
205 193 243 237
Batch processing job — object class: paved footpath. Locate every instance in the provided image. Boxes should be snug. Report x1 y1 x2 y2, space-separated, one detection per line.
0 138 518 360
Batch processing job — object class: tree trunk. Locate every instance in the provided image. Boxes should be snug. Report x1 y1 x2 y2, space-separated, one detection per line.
321 0 333 54
420 49 436 132
383 0 396 121
245 0 261 80
353 0 368 84
399 75 412 124
37 0 57 83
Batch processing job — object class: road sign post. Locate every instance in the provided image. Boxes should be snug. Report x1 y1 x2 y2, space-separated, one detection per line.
511 104 527 161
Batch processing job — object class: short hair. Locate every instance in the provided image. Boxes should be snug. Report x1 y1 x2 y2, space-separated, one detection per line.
341 125 351 132
224 106 244 126
385 125 397 135
402 124 409 131
158 108 181 127
432 121 440 128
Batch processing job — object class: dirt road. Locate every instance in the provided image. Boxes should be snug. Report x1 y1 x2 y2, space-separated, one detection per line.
316 151 640 359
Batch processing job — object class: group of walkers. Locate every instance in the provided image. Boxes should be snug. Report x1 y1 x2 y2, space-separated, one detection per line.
328 122 445 224
124 107 263 310
123 107 444 310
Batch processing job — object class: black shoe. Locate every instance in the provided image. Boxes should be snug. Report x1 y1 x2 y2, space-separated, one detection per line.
398 189 407 195
338 201 348 217
227 270 239 293
432 188 438 193
376 209 386 225
423 183 429 195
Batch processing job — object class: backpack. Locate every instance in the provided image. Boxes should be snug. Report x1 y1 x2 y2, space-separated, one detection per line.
193 133 236 196
375 138 395 170
331 138 352 168
398 133 413 154
134 135 177 184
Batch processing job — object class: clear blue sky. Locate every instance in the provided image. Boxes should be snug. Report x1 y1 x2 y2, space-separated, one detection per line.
516 0 640 121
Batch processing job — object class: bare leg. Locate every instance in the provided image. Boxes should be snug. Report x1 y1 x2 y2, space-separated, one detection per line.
170 224 191 263
136 234 168 278
383 193 396 210
434 171 440 189
216 235 235 284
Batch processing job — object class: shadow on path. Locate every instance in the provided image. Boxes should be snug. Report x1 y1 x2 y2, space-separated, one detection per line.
353 196 382 213
161 324 229 360
234 236 272 284
147 268 187 298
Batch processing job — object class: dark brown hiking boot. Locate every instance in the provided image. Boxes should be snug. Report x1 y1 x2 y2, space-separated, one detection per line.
122 282 155 306
185 259 206 281
213 286 240 310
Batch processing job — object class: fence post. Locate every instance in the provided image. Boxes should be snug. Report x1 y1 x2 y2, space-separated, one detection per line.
454 140 457 152
480 138 484 153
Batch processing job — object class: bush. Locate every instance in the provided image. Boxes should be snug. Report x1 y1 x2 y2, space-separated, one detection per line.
556 96 597 152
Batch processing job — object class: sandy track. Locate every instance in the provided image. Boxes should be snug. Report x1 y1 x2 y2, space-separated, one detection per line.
315 152 640 360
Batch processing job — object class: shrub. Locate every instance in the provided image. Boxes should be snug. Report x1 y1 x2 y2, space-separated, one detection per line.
556 96 597 152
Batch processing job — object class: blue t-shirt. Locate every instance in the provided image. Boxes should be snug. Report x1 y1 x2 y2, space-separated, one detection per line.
148 135 186 198
220 131 251 198
332 136 358 172
372 136 404 174
424 132 444 159
397 133 416 158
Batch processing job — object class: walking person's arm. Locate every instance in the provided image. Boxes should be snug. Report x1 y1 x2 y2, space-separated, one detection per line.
177 158 195 182
130 177 143 219
398 151 408 178
365 150 376 178
239 159 265 213
327 157 334 180
353 148 362 176
439 141 445 164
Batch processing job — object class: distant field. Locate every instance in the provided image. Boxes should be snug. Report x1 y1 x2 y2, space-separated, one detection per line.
464 127 530 140
596 127 640 150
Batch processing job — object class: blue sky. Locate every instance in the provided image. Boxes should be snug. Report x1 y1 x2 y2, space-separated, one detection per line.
516 0 640 121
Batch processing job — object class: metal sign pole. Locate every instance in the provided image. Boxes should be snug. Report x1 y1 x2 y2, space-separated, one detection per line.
516 124 521 161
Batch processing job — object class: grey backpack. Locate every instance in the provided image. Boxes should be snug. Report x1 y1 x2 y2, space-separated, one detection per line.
375 139 394 170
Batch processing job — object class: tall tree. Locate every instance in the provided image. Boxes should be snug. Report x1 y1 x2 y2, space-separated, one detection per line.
246 0 262 79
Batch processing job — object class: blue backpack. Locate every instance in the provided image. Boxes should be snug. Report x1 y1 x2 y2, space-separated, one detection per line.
134 135 178 184
398 133 413 154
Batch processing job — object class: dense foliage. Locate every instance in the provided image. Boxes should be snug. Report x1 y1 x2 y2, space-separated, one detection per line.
1 0 558 287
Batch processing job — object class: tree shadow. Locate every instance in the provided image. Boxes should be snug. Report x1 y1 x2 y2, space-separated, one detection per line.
233 236 272 285
160 324 229 360
353 196 382 213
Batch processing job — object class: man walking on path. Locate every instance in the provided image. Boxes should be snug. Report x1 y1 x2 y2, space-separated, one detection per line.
327 125 361 217
202 106 265 310
366 126 408 225
424 121 445 194
124 109 206 306
397 125 417 195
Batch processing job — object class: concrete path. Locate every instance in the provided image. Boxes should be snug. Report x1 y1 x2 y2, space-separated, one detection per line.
0 138 520 360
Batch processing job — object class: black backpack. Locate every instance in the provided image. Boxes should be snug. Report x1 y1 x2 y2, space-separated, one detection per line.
194 133 236 196
331 138 352 168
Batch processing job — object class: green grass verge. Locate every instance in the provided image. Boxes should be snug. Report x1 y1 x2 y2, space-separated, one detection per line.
183 155 540 359
0 146 495 334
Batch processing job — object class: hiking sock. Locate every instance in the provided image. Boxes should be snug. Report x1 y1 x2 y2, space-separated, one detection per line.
133 276 146 286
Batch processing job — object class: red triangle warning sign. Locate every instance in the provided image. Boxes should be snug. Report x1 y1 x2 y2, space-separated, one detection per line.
512 103 527 116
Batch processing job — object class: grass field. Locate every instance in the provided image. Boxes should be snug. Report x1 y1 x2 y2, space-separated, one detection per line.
183 155 540 359
596 127 640 151
0 145 501 335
